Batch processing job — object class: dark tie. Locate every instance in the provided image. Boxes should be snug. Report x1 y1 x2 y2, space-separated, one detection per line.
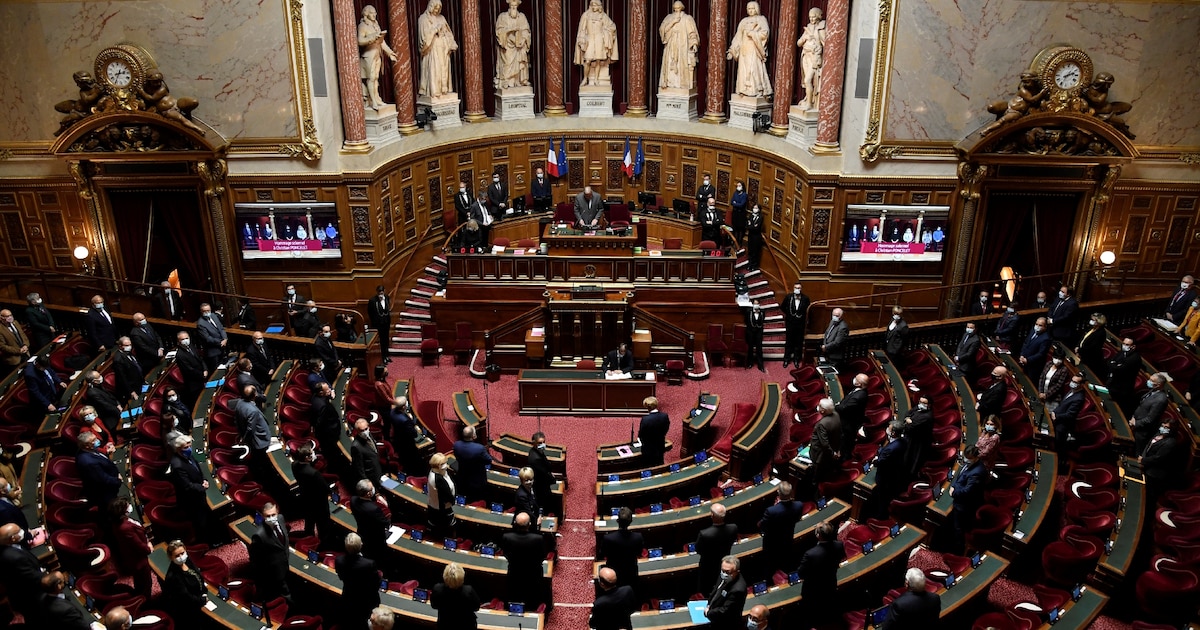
8 324 21 345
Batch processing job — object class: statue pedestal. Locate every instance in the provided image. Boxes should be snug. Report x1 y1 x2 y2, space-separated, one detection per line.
416 94 462 130
656 89 698 122
363 104 398 143
495 86 535 121
785 106 819 148
577 86 614 118
727 95 772 131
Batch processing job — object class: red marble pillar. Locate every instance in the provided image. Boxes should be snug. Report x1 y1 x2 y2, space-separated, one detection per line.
700 0 729 123
769 0 800 136
387 0 419 134
625 0 648 117
461 0 486 121
332 0 368 148
543 0 567 116
815 0 849 150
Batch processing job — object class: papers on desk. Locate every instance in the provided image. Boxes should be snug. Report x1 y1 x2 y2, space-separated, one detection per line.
531 327 545 336
380 476 400 490
165 351 177 359
796 446 812 464
203 600 218 612
700 402 717 411
491 245 506 254
605 372 633 381
615 445 634 458
1153 318 1178 332
387 525 406 544
193 416 205 429
687 600 710 625
1088 384 1110 394
648 249 662 257
266 439 284 453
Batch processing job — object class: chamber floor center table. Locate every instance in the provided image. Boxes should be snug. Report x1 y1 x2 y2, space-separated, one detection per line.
518 369 657 415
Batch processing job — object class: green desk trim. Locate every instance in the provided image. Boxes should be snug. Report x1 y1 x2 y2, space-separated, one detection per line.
380 474 558 534
927 346 979 516
149 544 275 629
519 369 653 381
939 551 1010 618
595 457 725 503
595 446 685 481
491 433 567 472
689 393 720 430
452 390 486 429
593 477 780 537
1054 585 1109 630
1008 450 1057 546
733 382 781 454
1100 475 1145 579
20 446 46 530
264 361 298 491
195 365 234 512
871 350 911 418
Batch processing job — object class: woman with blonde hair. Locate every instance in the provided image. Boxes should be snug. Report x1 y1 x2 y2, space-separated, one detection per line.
427 452 457 535
431 562 481 629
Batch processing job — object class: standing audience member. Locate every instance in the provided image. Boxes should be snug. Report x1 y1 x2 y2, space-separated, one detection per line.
351 479 392 565
173 331 207 409
156 282 184 321
638 396 670 466
515 467 540 519
993 304 1020 348
746 605 770 630
695 504 738 593
1106 337 1141 415
83 371 122 435
431 562 481 630
885 306 909 365
745 299 766 371
836 373 869 458
196 303 228 373
0 309 29 368
453 425 491 503
112 337 145 404
104 606 133 630
1075 313 1108 375
84 295 117 353
531 167 553 212
167 433 210 544
76 431 122 508
368 607 395 630
235 298 257 331
976 366 1008 421
1165 275 1196 323
528 431 558 515
105 497 151 597
0 523 44 622
1051 375 1086 455
821 308 849 369
368 285 393 363
695 174 716 207
24 292 56 351
745 204 764 269
1047 285 1079 343
954 322 981 376
975 416 1002 468
700 197 724 243
1131 372 1170 454
235 385 273 483
0 475 37 546
427 452 457 536
704 555 748 630
129 313 164 375
589 566 636 630
334 312 357 343
880 568 941 629
730 181 748 242
781 282 810 368
162 539 207 630
796 521 845 626
948 445 986 554
246 331 276 385
234 357 260 395
1141 417 1190 506
335 532 381 630
758 481 805 571
315 324 341 382
35 570 94 630
249 502 291 603
310 381 343 460
351 418 384 486
600 507 645 593
291 444 332 544
283 285 305 329
293 301 321 339
24 355 66 416
904 395 934 476
501 512 546 608
809 398 842 499
870 420 909 517
1018 317 1051 377
388 395 421 474
970 290 994 316
1037 350 1070 408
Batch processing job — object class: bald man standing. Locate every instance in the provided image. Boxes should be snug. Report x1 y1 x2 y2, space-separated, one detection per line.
695 503 738 593
590 566 636 630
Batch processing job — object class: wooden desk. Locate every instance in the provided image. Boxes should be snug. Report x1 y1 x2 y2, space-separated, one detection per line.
730 382 781 481
451 389 489 442
491 433 567 475
682 393 719 456
149 544 274 629
542 223 643 256
595 454 725 512
1095 471 1145 591
518 369 657 415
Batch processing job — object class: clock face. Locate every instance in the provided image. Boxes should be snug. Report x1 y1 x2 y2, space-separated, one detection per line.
105 60 133 88
1054 63 1081 90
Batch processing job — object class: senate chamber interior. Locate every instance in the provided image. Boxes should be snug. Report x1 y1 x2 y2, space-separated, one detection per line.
0 0 1199 628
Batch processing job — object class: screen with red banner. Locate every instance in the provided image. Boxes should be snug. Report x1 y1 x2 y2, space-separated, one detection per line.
840 204 949 263
234 202 342 260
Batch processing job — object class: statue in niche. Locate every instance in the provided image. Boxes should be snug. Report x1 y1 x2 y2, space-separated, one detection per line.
418 0 459 98
358 4 398 110
55 72 104 136
494 0 531 90
138 72 205 135
658 1 699 92
574 0 618 88
726 1 772 98
796 7 826 109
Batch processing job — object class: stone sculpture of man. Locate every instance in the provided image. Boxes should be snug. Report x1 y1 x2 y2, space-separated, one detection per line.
796 7 826 109
658 1 700 91
574 0 618 88
358 5 397 110
726 1 772 98
495 0 532 89
418 0 459 98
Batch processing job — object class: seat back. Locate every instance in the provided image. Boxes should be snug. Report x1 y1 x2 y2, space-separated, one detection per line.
553 202 574 224
664 237 683 250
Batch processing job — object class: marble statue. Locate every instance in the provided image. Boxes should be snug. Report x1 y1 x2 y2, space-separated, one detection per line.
358 4 398 110
726 1 772 98
418 0 459 98
495 0 532 89
796 7 826 109
574 0 618 88
658 1 700 91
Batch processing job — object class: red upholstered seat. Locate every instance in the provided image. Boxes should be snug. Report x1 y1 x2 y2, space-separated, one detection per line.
454 321 473 365
663 237 683 250
420 339 440 366
698 240 717 251
1136 556 1200 621
517 238 537 249
576 359 596 370
968 505 1013 551
665 359 685 385
553 202 574 224
492 237 511 249
713 402 757 459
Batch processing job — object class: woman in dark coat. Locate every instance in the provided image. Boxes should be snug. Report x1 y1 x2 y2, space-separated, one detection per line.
745 203 764 270
162 539 207 630
431 562 481 630
1075 312 1108 376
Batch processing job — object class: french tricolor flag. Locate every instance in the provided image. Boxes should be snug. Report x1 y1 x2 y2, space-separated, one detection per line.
546 138 560 177
622 137 634 178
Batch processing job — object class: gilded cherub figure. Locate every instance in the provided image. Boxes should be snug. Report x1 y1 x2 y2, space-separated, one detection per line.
1083 73 1134 139
138 72 205 135
54 72 104 135
986 72 1047 122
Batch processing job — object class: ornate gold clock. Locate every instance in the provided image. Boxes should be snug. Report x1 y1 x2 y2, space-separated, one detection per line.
94 44 158 94
1031 45 1093 111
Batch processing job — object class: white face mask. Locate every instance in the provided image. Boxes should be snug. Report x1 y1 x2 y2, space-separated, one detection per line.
1088 319 1096 326
966 328 975 335
1052 358 1062 365
1034 325 1043 332
831 316 840 323
180 338 190 347
202 312 211 318
893 315 901 321
1122 344 1131 352
287 289 296 296
703 179 711 185
122 345 132 352
736 186 743 191
918 403 928 411
1007 307 1015 313
168 395 178 403
980 296 988 302
309 307 317 313
794 290 801 296
1069 381 1080 389
255 339 264 346
95 303 104 310
126 504 134 515
83 413 96 423
173 552 188 565
322 332 331 338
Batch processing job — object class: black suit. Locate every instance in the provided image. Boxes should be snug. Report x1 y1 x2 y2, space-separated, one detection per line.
284 293 306 330
602 349 633 373
976 379 1007 420
292 311 319 339
798 540 846 624
638 411 670 467
293 460 331 539
1143 433 1189 503
311 394 343 458
695 183 716 207
113 350 145 403
85 307 117 351
335 553 381 629
954 332 981 375
514 484 540 520
388 406 421 473
174 345 207 408
24 363 63 413
129 324 164 374
1047 295 1078 342
76 450 121 507
590 584 636 630
886 318 909 360
84 383 122 434
836 387 868 456
24 304 56 350
1132 389 1170 454
700 206 724 243
249 521 291 601
432 583 481 630
351 495 391 562
37 593 93 630
314 336 339 382
782 292 810 366
469 200 496 244
528 446 557 515
488 180 509 216
969 298 994 316
163 560 207 630
881 590 941 630
454 189 474 224
1106 349 1142 414
695 523 738 593
235 302 257 330
745 212 764 269
1167 286 1198 322
600 529 645 590
706 573 748 629
746 308 765 370
351 434 384 486
156 289 184 321
1052 388 1085 453
501 529 546 606
169 452 209 541
904 406 933 476
245 342 274 385
1076 326 1107 376
871 437 909 519
759 499 805 570
368 294 392 360
531 176 552 211
453 439 492 503
0 543 44 618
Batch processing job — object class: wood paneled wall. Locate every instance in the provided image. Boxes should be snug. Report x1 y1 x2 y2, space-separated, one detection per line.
0 182 94 274
1090 184 1200 298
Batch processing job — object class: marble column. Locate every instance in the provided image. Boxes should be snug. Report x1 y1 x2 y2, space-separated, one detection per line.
387 0 419 134
814 0 849 151
700 0 729 123
543 0 567 116
332 0 368 149
625 0 648 117
768 0 800 136
461 0 487 122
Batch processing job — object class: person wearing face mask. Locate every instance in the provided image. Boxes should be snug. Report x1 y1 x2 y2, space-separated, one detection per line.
730 180 748 242
195 302 228 374
0 523 44 622
161 387 193 431
531 167 553 212
1037 349 1070 407
695 173 716 208
0 311 33 368
234 357 262 398
34 570 94 630
351 418 384 487
290 445 332 543
745 203 764 270
573 185 604 229
24 354 66 417
351 479 392 563
155 281 185 322
24 292 57 351
112 335 146 404
75 430 122 508
167 433 212 545
235 384 274 483
836 373 869 457
84 294 117 353
745 604 770 630
969 290 994 317
502 511 548 609
1166 274 1197 323
974 415 1002 469
0 448 23 506
162 539 208 630
128 312 164 375
701 197 725 243
307 357 331 392
1106 337 1141 415
173 331 207 409
314 324 342 382
869 421 910 518
1051 375 1085 455
426 452 457 537
1140 417 1189 507
1179 297 1200 347
292 300 321 339
695 504 738 594
105 496 152 597
757 482 804 571
74 404 115 451
821 308 849 369
947 445 986 554
993 303 1020 348
246 331 276 384
250 501 292 603
1034 291 1049 313
704 555 748 629
794 521 844 625
781 282 810 368
600 506 645 594
1047 284 1079 343
335 312 358 343
1075 312 1108 375
527 431 558 516
885 305 909 365
1131 372 1170 454
487 171 510 217
283 284 305 329
808 398 842 499
234 297 257 331
589 565 635 630
310 382 343 461
514 466 541 520
387 395 422 474
368 285 393 363
1017 316 1051 376
455 180 474 225
976 366 1008 420
0 475 41 547
745 299 766 372
953 322 982 377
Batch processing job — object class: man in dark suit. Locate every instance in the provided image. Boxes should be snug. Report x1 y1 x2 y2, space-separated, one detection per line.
745 300 766 372
574 186 605 228
76 431 122 508
129 313 164 375
310 382 343 460
590 566 635 630
0 523 45 622
501 512 547 607
335 533 381 630
1018 317 1052 377
283 284 305 331
781 282 810 368
235 358 262 398
903 395 934 477
454 180 474 224
1166 275 1197 323
949 445 986 554
1106 337 1142 415
82 370 121 434
1141 418 1190 506
1131 372 1170 454
758 482 805 571
35 570 94 630
809 398 843 499
821 308 849 368
167 433 210 545
637 397 670 467
969 290 994 316
885 306 909 365
602 343 634 374
23 292 56 350
315 324 340 382
350 480 391 564
1047 285 1079 342
976 366 1008 420
112 336 145 404
235 385 273 484
452 425 491 502
292 300 320 339
796 521 846 625
993 304 1021 347
704 555 748 630
600 507 645 592
469 191 497 245
487 172 510 217
528 432 558 516
249 502 291 603
700 197 724 243
954 322 982 376
881 568 942 629
531 167 553 212
24 355 65 415
174 331 207 410
246 331 275 385
870 420 910 519
1051 374 1086 454
836 373 869 457
695 173 716 208
368 285 393 364
84 294 118 353
196 303 227 374
234 298 257 330
155 282 184 321
0 478 33 541
695 504 738 593
351 418 384 486
291 445 331 542
387 396 421 474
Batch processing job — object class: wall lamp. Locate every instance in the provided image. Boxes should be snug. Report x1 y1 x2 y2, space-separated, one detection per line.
73 245 95 275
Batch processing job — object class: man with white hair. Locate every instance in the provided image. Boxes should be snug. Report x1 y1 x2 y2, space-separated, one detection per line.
808 398 842 499
880 567 941 629
821 307 849 368
574 185 604 228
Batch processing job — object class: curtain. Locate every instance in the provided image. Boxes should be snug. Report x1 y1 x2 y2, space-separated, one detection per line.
979 192 1080 302
155 191 211 293
108 191 153 283
976 193 1032 292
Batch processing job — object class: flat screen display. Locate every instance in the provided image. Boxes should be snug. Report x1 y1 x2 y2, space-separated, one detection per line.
235 202 341 260
840 204 950 263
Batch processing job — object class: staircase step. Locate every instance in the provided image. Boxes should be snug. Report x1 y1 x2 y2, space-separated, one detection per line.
400 310 431 320
432 255 447 265
423 265 445 275
417 277 441 288
395 322 422 331
411 287 435 298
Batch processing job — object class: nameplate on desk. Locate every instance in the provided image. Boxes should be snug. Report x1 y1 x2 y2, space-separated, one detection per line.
204 380 222 388
614 445 633 458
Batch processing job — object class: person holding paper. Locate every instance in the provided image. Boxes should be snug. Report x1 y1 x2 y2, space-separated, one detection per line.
704 555 748 629
603 343 634 375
